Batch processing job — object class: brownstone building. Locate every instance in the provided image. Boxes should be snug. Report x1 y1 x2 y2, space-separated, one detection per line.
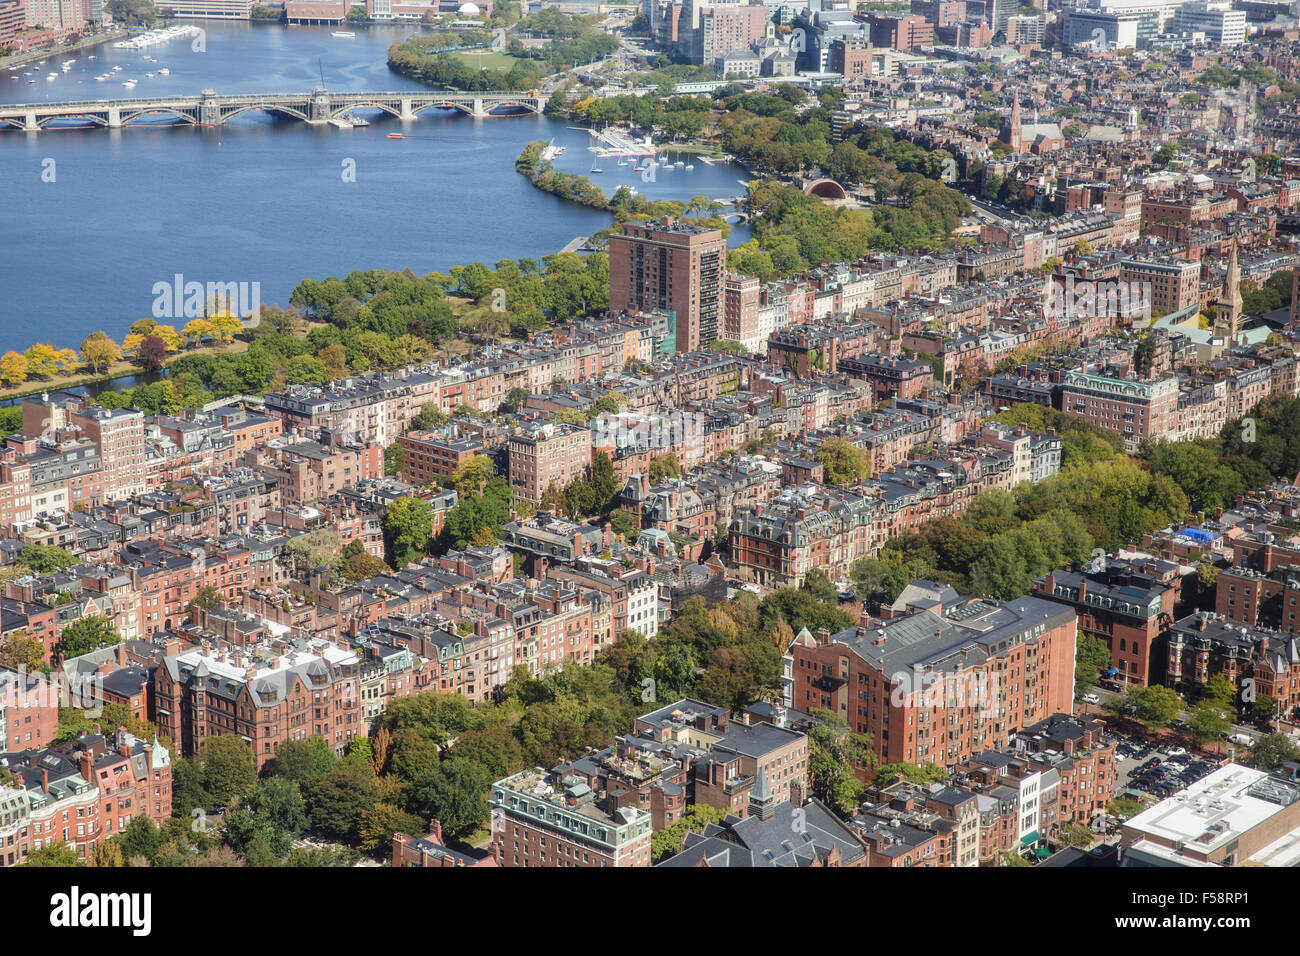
786 586 1077 770
1167 611 1300 717
490 767 654 867
1034 562 1176 687
154 640 363 767
507 422 591 505
1216 564 1300 635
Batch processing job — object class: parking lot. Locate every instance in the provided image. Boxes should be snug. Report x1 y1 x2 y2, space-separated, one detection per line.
1111 733 1223 803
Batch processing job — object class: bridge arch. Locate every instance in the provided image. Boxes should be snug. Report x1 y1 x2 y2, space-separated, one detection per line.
217 103 311 124
410 99 480 117
331 101 405 120
117 107 199 127
37 112 111 128
803 178 848 201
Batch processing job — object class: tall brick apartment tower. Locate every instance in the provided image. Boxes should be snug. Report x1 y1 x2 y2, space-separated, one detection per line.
608 217 726 354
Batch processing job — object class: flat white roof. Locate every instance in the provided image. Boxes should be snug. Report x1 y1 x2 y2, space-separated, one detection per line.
1247 828 1300 867
1124 764 1296 854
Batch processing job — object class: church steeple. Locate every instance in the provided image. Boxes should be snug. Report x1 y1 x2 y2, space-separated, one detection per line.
1214 240 1243 341
1004 98 1022 152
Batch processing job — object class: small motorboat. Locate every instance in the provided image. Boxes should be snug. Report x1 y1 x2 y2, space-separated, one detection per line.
386 132 403 139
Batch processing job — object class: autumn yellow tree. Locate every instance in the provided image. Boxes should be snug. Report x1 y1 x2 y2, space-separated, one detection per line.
153 325 184 352
317 343 347 380
0 351 27 387
182 318 214 347
122 332 144 356
209 313 242 344
393 334 432 364
24 343 62 377
80 332 122 374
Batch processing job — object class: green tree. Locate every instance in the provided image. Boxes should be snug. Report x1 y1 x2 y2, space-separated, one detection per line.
194 735 258 808
607 507 640 542
1109 685 1183 731
647 453 681 484
384 496 434 566
382 692 482 750
806 709 876 813
17 544 79 573
1201 673 1236 710
384 443 407 477
190 585 222 613
817 436 869 485
262 736 337 789
451 455 497 498
341 550 391 582
409 758 492 839
1185 700 1231 744
357 802 426 854
410 403 449 431
758 587 854 636
0 630 45 671
874 762 948 786
89 840 124 868
59 616 121 659
1246 733 1300 770
850 554 932 604
503 387 531 413
24 842 82 866
1075 634 1112 696
695 646 758 711
117 815 163 862
309 758 380 843
1254 694 1279 724
448 726 526 779
1059 823 1095 848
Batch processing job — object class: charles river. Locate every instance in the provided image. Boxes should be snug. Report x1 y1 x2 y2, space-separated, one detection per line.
0 21 751 355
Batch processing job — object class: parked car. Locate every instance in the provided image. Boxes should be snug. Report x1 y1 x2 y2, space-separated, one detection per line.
1165 747 1187 758
1227 733 1254 746
1082 693 1101 705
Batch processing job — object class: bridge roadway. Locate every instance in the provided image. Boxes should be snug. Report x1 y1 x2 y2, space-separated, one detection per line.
0 88 546 131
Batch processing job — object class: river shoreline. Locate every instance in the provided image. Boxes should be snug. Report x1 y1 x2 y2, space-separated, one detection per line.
0 367 164 407
0 29 126 70
0 21 749 353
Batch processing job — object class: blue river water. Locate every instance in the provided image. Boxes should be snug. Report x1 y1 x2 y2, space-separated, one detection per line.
0 21 750 354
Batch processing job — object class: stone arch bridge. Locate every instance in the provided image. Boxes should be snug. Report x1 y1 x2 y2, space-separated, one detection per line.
0 88 546 131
